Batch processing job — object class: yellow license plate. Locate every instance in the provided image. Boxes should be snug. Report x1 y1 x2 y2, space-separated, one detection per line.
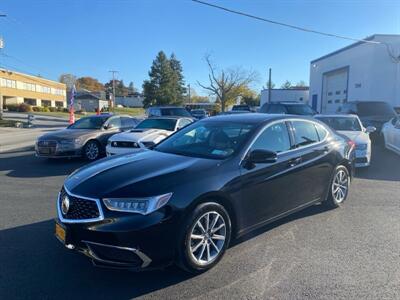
55 223 66 243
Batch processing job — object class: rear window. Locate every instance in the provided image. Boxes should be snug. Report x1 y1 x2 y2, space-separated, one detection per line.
292 121 320 147
286 105 315 115
160 107 191 117
136 118 177 131
357 102 395 117
232 105 250 111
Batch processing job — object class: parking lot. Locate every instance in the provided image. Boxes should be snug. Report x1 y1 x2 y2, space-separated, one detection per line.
0 145 399 299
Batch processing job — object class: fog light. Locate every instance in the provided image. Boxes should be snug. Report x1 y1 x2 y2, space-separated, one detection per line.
65 244 75 250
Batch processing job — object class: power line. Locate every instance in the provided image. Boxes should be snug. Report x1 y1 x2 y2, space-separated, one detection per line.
191 0 381 45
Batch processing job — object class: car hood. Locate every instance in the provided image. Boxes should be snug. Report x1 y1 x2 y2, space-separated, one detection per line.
336 131 369 144
64 150 218 199
109 128 172 143
38 128 96 141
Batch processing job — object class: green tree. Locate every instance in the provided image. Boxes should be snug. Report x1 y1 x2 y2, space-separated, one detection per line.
128 81 137 94
105 79 129 97
281 80 292 89
142 51 186 107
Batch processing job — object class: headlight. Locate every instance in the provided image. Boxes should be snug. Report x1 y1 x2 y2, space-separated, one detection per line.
355 143 368 150
103 193 173 215
59 138 82 149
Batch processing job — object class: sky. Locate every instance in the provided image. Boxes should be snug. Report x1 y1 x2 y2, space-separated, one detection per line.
0 0 399 95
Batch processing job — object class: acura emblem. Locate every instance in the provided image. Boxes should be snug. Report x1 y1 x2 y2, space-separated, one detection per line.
61 195 70 215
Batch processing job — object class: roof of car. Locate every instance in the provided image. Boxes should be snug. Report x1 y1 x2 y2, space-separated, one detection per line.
207 113 313 124
315 114 359 118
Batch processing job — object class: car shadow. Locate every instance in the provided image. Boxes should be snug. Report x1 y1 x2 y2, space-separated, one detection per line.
355 145 400 181
0 151 87 178
0 204 331 299
0 220 194 299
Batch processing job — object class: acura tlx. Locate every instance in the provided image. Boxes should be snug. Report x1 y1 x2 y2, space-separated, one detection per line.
55 114 355 273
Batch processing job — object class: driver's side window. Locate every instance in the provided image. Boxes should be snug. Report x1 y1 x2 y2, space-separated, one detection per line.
251 122 291 153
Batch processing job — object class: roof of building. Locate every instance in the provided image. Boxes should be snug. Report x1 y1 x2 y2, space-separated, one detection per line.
261 87 309 92
0 68 66 88
311 34 400 64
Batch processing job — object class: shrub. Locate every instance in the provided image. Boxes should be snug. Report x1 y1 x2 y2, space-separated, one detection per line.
32 106 41 112
6 104 19 112
18 103 32 112
49 107 57 112
43 106 50 112
62 108 69 113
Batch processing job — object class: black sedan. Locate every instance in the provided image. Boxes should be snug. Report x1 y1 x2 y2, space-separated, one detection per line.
55 114 355 273
36 114 140 160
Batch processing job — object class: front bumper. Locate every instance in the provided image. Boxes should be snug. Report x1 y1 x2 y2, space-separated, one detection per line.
105 145 142 157
36 142 82 158
354 149 371 167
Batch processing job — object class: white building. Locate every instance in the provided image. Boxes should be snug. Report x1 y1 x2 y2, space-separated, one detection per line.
309 34 400 113
260 88 309 107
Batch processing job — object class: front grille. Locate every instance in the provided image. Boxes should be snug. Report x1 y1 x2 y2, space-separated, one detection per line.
59 187 101 221
111 141 139 148
37 140 57 155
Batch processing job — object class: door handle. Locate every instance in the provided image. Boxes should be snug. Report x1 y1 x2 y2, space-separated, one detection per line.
288 157 302 167
315 146 330 154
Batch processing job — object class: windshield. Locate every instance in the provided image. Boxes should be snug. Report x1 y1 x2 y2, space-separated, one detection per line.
155 121 255 159
317 116 362 131
191 110 206 115
135 118 177 131
286 105 315 115
357 102 395 117
68 116 108 129
161 107 191 117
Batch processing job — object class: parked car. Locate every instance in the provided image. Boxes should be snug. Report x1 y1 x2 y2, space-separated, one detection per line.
231 104 251 112
36 114 140 160
106 117 194 156
190 109 208 119
337 101 397 140
55 114 355 273
260 102 317 115
315 114 375 167
382 115 400 156
146 106 193 118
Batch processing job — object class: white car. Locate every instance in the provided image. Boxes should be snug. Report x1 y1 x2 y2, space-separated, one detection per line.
382 115 400 155
315 114 376 167
106 117 193 156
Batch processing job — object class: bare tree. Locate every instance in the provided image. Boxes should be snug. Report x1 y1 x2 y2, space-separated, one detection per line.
197 55 258 112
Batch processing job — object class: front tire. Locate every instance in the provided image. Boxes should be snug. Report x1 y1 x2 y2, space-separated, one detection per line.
176 202 231 273
324 165 350 208
83 140 100 161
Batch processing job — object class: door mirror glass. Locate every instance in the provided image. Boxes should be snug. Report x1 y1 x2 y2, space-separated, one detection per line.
365 126 376 133
247 149 277 164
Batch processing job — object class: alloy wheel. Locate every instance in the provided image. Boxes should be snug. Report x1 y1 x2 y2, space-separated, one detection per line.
189 211 226 266
332 169 349 203
85 142 99 160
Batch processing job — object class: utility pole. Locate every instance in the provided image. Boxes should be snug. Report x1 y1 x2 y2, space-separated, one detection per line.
109 70 118 112
0 14 7 119
188 83 191 103
268 68 272 103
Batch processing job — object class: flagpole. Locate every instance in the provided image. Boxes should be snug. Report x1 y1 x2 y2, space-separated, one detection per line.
69 85 76 124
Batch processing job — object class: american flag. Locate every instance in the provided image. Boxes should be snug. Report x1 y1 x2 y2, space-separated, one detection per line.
69 84 76 111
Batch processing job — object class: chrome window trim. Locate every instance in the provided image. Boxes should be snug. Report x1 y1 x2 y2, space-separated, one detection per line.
57 186 105 224
240 118 329 164
83 240 152 268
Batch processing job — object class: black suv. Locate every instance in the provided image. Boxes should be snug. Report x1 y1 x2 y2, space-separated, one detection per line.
260 102 317 116
147 106 193 118
337 101 397 134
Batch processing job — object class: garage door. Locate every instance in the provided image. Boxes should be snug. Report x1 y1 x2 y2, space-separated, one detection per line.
322 68 348 113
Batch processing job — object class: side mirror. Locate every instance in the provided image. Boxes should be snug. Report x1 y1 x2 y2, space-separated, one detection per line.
104 124 115 130
365 126 376 133
247 149 278 164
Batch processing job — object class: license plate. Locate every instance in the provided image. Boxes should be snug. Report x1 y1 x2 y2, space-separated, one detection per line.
55 223 66 243
40 148 50 154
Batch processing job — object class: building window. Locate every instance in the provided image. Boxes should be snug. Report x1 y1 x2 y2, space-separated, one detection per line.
343 90 347 94
55 101 64 107
335 99 340 103
299 97 303 101
40 86 51 93
24 98 37 106
23 82 36 91
328 92 333 96
1 78 17 88
335 91 341 95
42 100 51 107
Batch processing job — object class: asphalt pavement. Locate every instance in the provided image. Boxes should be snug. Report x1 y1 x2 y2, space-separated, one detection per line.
0 112 69 153
0 146 399 299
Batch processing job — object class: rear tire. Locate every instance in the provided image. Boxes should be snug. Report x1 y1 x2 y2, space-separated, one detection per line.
83 140 100 161
324 165 350 208
176 202 231 274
